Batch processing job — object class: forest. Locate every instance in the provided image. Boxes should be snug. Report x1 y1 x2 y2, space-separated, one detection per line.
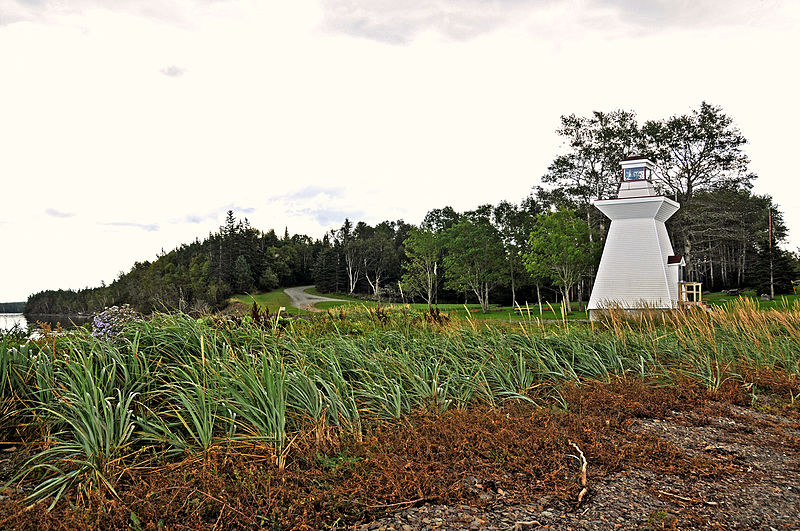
24 102 800 316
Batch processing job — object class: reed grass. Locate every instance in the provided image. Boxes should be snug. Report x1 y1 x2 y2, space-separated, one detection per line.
2 300 799 507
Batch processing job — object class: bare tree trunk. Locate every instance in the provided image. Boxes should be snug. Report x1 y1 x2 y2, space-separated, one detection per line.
473 283 491 313
334 254 341 293
345 255 360 294
769 208 775 300
684 236 693 282
364 261 382 301
510 258 517 308
721 250 727 287
426 270 434 312
536 283 543 316
367 276 380 302
739 243 746 287
708 240 714 290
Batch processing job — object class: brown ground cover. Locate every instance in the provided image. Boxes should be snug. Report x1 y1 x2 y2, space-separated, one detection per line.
1 376 798 529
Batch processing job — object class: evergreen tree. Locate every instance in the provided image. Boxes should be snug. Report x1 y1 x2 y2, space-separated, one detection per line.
750 247 796 296
233 255 254 293
258 265 279 291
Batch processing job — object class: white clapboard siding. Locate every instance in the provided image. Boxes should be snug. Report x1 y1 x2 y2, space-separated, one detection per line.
588 194 680 311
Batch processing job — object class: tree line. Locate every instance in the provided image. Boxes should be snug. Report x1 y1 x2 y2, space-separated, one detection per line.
25 102 799 316
25 212 322 315
0 302 25 313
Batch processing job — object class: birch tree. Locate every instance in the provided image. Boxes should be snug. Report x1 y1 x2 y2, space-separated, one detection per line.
334 219 362 294
400 227 440 311
361 221 398 301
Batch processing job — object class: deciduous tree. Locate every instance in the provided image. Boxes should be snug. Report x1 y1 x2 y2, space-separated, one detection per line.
644 102 754 203
524 211 596 313
542 110 645 233
361 221 399 301
442 219 506 313
493 199 542 308
400 227 441 310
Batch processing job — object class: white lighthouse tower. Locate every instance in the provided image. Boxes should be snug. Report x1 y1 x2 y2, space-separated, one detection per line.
587 157 685 319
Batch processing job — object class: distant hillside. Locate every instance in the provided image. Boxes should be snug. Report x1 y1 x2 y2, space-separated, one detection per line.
25 211 320 316
0 302 25 313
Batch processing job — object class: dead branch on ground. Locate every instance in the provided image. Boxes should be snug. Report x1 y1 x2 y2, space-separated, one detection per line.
568 439 589 505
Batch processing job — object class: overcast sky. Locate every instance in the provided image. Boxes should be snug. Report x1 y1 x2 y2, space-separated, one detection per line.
1 0 798 302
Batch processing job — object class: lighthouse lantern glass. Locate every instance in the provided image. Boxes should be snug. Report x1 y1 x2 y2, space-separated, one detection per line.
624 166 647 181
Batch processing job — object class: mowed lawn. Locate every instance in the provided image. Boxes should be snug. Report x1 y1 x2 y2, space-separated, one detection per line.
230 287 589 320
305 287 590 320
232 287 799 321
704 290 799 309
230 290 306 315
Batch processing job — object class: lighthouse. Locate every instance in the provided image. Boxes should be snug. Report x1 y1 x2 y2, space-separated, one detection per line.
587 157 687 319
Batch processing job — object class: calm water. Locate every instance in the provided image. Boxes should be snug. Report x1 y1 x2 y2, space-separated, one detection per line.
0 313 92 333
0 313 27 332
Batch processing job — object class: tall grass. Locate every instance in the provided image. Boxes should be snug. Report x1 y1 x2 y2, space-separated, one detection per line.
2 300 799 507
220 350 286 462
8 339 145 507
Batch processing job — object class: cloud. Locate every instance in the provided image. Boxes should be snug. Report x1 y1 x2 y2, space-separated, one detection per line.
0 0 220 27
160 65 186 77
179 204 255 225
218 205 255 216
315 1 583 44
0 0 35 25
278 186 344 201
595 0 780 29
319 0 539 44
45 208 75 218
318 0 778 44
266 188 355 228
102 221 160 232
294 207 363 227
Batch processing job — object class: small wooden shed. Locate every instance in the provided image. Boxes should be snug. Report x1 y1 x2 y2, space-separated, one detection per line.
587 157 683 319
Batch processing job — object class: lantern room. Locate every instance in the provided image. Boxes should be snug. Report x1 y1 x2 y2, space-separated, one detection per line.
617 157 658 199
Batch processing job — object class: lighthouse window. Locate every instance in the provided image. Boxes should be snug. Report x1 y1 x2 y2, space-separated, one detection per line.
623 167 647 181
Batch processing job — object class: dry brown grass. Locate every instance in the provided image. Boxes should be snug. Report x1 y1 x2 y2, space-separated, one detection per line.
0 378 741 530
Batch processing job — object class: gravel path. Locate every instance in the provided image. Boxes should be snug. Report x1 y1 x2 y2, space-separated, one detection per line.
354 400 800 530
284 285 346 312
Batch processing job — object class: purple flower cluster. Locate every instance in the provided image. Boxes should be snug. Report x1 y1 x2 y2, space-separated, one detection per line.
91 305 140 341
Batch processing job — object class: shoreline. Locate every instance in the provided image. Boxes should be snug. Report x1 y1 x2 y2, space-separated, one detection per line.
22 313 93 319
